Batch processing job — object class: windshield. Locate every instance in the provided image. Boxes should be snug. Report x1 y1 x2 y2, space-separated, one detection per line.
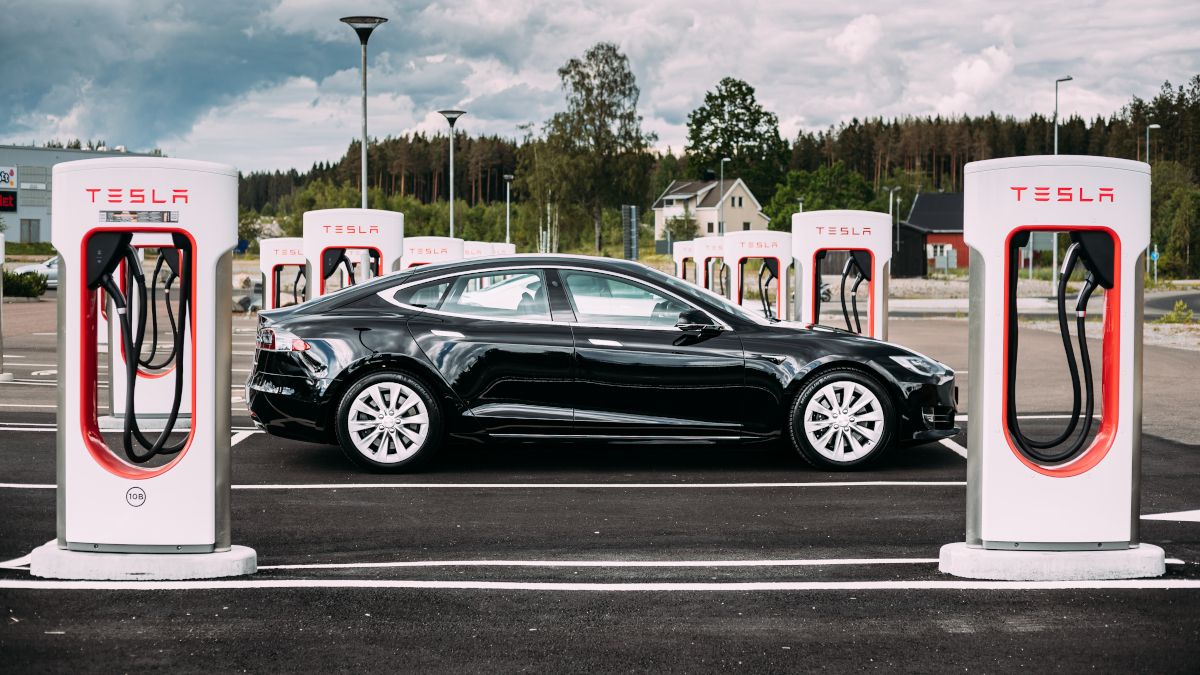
638 265 772 326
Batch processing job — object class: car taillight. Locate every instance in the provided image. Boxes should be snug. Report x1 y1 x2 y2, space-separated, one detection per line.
257 327 310 352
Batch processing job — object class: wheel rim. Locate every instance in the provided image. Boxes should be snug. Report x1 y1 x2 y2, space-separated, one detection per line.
802 380 884 462
346 381 430 464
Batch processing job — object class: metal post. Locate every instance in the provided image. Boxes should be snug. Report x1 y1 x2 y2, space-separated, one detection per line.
340 17 387 210
719 157 730 235
1146 124 1161 164
0 232 9 382
503 174 513 244
1054 76 1072 155
438 110 466 238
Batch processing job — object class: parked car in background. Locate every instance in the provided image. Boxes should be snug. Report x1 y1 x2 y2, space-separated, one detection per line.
13 256 58 289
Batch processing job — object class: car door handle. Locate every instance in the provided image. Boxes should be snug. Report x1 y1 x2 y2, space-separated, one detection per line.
588 338 622 347
431 329 466 339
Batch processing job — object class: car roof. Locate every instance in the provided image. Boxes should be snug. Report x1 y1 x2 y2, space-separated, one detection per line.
399 254 650 280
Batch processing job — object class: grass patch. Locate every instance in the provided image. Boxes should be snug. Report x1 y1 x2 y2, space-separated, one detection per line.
3 242 56 257
1154 300 1195 325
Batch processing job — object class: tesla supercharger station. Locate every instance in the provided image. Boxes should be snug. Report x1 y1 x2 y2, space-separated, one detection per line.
939 155 1164 580
104 233 194 431
723 230 792 320
792 210 891 340
493 242 517 256
694 235 726 293
303 208 404 300
31 157 255 580
464 240 495 258
672 240 695 283
260 237 307 309
400 236 465 269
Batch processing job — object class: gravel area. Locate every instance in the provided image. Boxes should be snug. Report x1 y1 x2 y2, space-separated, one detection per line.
1025 319 1200 352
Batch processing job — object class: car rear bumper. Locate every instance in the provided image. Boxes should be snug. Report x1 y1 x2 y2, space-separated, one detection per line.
245 372 334 443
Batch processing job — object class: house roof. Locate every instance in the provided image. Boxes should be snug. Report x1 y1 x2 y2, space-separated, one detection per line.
652 178 754 210
900 192 963 233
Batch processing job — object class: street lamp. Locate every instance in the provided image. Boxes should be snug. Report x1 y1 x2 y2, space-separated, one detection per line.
438 109 466 238
503 173 514 244
886 186 901 252
719 157 731 235
340 16 387 209
1054 75 1073 155
1145 123 1161 163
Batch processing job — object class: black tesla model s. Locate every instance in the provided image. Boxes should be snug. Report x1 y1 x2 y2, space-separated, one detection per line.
247 255 958 472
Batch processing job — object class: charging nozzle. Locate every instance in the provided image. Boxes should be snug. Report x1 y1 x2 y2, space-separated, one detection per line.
86 232 133 291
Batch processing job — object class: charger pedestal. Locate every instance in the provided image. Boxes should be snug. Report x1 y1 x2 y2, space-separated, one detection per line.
938 542 1165 581
30 541 256 581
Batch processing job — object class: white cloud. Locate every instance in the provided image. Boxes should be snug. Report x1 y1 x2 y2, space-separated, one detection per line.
827 14 883 64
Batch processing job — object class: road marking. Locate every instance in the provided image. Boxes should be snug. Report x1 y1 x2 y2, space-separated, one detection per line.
31 332 59 336
31 370 57 376
2 579 1199 592
939 438 968 458
5 363 58 368
0 554 31 568
0 481 967 490
230 430 259 446
1142 509 1200 523
0 380 55 387
954 414 1102 423
233 351 255 356
0 404 56 408
2 355 26 359
261 557 942 571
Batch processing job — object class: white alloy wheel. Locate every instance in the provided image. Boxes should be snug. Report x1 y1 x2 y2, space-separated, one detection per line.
345 381 430 464
802 380 885 463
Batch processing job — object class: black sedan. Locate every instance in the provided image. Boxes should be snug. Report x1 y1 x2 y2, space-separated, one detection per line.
247 255 958 471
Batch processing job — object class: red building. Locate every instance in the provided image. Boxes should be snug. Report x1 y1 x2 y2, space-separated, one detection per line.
893 192 966 277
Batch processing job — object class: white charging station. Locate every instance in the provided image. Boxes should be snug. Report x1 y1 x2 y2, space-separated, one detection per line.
693 235 726 292
672 240 695 283
104 233 193 430
259 237 307 309
400 236 465 269
31 156 255 580
792 210 891 339
940 155 1164 580
723 230 792 320
493 242 517 256
464 240 495 258
302 208 404 299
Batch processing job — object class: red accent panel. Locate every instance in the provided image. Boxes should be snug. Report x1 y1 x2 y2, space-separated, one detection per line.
78 228 199 480
1000 225 1121 478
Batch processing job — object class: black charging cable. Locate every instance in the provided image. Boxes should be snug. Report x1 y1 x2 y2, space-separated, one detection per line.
292 266 307 305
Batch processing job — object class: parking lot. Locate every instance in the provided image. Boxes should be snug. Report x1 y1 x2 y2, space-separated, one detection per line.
1 300 1199 672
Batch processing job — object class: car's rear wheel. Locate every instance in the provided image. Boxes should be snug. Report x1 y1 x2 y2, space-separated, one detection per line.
788 368 894 469
334 371 442 472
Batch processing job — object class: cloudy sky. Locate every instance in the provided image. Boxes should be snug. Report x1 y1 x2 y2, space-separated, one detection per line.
2 0 1198 173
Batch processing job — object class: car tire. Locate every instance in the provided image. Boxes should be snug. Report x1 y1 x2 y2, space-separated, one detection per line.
788 368 895 470
334 370 442 472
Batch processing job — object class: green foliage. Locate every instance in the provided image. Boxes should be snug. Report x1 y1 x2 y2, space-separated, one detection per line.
2 270 48 298
686 77 788 200
3 242 56 256
762 162 880 228
1154 300 1195 324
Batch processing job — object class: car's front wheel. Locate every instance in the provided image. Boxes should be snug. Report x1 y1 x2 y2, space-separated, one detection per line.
334 371 442 472
788 369 895 469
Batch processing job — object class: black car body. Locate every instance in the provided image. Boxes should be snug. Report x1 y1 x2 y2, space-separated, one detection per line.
247 255 957 469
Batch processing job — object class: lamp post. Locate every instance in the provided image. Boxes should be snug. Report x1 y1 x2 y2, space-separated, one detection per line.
340 16 387 209
1145 123 1161 163
438 109 466 237
1054 75 1073 155
719 157 731 235
503 173 514 244
887 186 901 252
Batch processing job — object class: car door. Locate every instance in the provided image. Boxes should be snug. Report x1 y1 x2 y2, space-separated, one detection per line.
556 267 746 438
400 267 576 435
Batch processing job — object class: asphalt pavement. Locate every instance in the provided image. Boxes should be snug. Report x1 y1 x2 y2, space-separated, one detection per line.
0 305 1198 673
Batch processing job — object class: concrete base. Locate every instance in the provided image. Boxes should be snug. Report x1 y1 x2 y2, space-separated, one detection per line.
29 541 256 581
939 542 1166 581
98 415 192 432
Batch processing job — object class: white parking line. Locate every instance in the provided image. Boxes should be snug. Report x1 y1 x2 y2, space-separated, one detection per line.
2 579 1199 592
230 430 260 446
0 404 56 409
0 481 967 490
939 438 968 458
261 557 941 571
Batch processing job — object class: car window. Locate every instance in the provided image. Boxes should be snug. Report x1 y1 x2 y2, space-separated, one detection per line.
560 270 691 328
392 280 450 308
438 270 552 321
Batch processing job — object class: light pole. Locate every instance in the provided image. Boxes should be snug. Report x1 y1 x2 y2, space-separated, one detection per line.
1145 123 1161 163
340 16 387 209
1054 75 1073 155
719 157 731 234
894 196 904 254
503 173 514 244
438 109 466 237
796 197 804 214
887 186 901 252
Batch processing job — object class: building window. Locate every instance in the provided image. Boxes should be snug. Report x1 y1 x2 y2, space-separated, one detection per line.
20 219 41 242
742 222 751 231
707 222 714 234
664 199 674 206
930 243 947 258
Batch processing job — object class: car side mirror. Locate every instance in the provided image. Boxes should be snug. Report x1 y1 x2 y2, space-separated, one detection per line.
676 309 719 333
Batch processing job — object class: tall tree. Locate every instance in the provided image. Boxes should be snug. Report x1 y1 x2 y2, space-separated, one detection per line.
547 42 656 253
686 77 788 201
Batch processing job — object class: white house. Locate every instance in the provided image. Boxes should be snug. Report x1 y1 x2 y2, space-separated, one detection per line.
652 177 770 241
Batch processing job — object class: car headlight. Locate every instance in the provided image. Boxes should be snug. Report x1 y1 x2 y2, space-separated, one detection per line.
889 355 944 377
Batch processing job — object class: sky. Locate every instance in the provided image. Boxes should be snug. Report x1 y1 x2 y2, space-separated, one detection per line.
2 0 1198 173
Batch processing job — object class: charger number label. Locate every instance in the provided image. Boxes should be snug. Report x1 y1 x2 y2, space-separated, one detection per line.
126 487 147 507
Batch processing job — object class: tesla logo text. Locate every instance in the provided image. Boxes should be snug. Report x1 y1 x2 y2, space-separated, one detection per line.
321 224 379 235
814 226 872 236
1010 186 1114 203
86 188 189 204
273 248 303 257
409 247 449 256
738 241 780 249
